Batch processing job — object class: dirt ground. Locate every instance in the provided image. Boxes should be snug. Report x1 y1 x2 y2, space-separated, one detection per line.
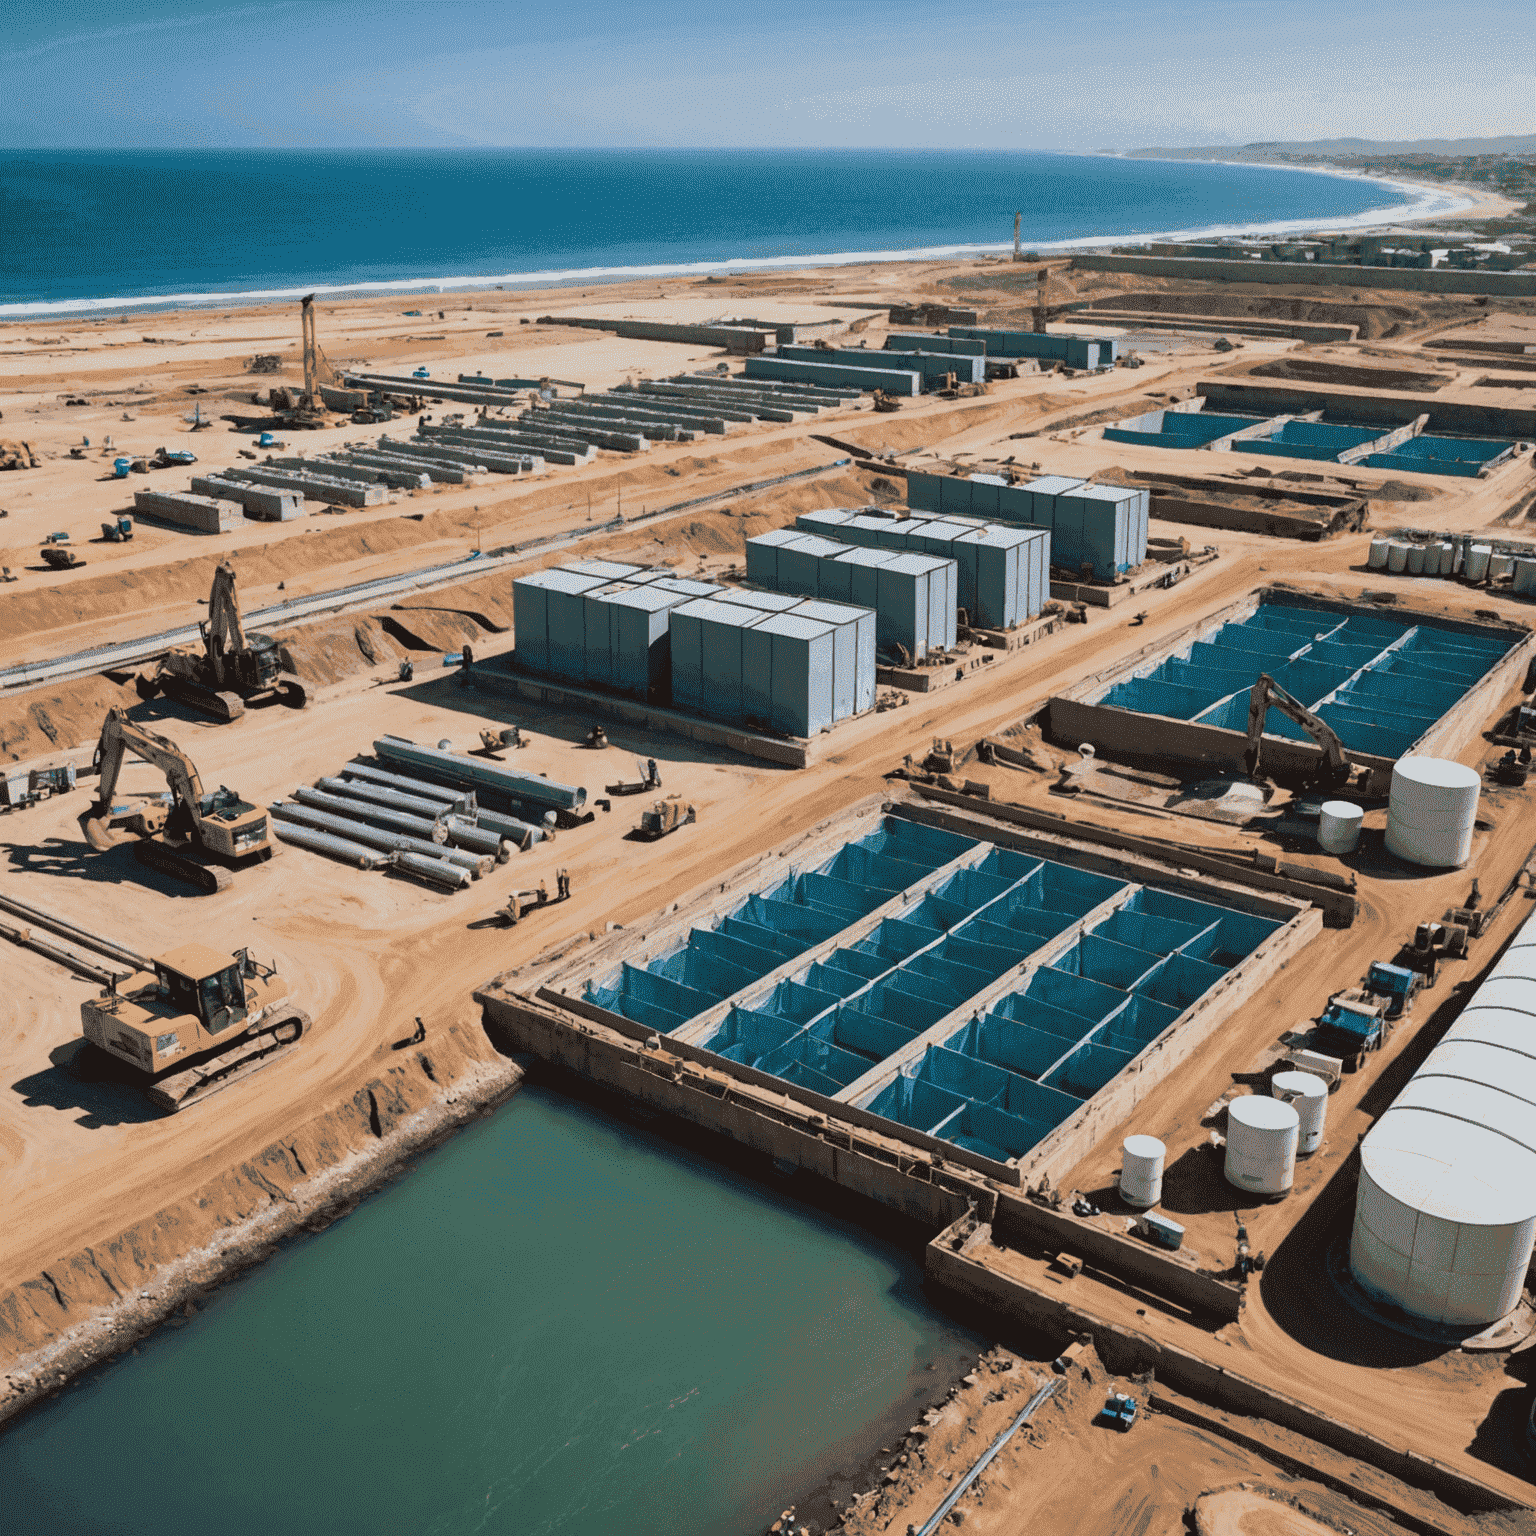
5 245 1536 1522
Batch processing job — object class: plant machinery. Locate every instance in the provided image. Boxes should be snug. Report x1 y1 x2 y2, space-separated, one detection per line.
141 560 306 721
637 794 695 840
84 707 273 892
1243 673 1351 790
271 294 338 429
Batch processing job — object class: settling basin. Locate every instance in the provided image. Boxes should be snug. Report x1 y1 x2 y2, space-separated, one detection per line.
0 1078 981 1536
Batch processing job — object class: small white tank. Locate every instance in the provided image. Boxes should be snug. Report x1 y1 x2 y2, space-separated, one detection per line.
1433 541 1453 576
1515 558 1536 595
1385 755 1480 868
1406 543 1426 575
1225 1095 1299 1197
1272 1070 1329 1154
1367 538 1390 570
1386 542 1409 573
1466 544 1492 583
1119 1135 1166 1208
1317 800 1363 854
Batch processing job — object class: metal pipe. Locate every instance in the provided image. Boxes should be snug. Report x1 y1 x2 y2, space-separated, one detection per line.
316 776 462 821
391 850 471 890
373 737 586 811
271 821 390 869
0 918 120 986
442 816 509 862
340 761 475 811
292 785 447 842
467 806 544 848
271 804 488 875
0 891 151 970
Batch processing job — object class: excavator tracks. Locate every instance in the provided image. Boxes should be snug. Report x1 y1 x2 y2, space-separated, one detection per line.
132 839 233 894
146 1009 310 1113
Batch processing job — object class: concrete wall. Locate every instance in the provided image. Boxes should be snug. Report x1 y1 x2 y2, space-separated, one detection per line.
1198 381 1536 441
191 476 305 522
744 355 922 395
1069 253 1536 298
132 489 242 534
536 316 771 353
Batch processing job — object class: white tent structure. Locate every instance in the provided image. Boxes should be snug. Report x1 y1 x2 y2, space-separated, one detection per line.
1351 910 1536 1326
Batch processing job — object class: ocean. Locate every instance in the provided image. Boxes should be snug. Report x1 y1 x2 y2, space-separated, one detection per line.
0 1081 984 1536
0 147 1431 318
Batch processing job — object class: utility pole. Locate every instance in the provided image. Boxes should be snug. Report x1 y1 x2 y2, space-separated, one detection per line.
1034 268 1049 334
1013 211 1022 262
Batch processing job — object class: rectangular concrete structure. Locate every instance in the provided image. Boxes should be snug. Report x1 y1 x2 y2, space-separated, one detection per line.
132 489 242 534
778 345 985 389
191 475 305 521
950 327 1115 368
1069 252 1536 297
742 613 837 737
743 355 922 395
225 466 386 508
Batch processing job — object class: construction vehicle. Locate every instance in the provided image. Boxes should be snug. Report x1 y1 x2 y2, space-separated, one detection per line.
150 447 197 468
271 295 336 429
84 707 273 893
1489 748 1531 787
637 794 695 840
872 389 902 413
1404 917 1468 978
606 758 661 796
1244 673 1351 789
0 890 308 1112
40 546 85 570
141 560 306 721
101 513 134 542
1135 1211 1185 1250
1365 959 1421 1019
493 869 571 926
1101 1393 1138 1433
77 943 309 1113
1445 878 1494 939
1316 989 1387 1058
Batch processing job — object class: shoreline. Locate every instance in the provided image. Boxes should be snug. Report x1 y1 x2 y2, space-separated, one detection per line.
0 161 1457 324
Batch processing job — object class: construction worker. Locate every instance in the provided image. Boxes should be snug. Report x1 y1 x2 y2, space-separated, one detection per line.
556 867 571 900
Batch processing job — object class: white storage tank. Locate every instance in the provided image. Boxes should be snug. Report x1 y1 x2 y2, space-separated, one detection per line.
1491 553 1516 581
1385 757 1480 869
1271 1070 1328 1155
1119 1135 1166 1208
1317 800 1363 855
1433 541 1453 576
1465 544 1492 583
1387 542 1409 574
1225 1095 1299 1197
1406 543 1426 576
1514 557 1536 595
1367 538 1389 570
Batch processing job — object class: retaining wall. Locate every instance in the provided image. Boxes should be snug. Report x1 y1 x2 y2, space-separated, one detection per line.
1069 253 1536 298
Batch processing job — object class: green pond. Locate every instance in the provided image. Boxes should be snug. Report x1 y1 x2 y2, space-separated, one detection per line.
0 1080 982 1534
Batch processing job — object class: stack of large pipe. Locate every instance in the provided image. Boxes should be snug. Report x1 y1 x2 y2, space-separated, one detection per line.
373 736 586 817
273 802 492 876
338 760 550 847
270 820 392 869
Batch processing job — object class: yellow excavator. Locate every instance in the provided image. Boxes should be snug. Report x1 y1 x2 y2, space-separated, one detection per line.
84 708 273 893
1244 673 1352 790
141 560 306 722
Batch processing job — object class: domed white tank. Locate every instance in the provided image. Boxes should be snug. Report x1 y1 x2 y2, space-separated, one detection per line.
1119 1135 1166 1208
1406 543 1426 575
1317 800 1363 855
1367 539 1389 570
1386 542 1409 573
1385 756 1480 869
1225 1095 1299 1197
1272 1070 1328 1155
1466 544 1492 583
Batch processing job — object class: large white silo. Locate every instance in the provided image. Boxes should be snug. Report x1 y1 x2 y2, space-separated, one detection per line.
1384 757 1480 869
1224 1095 1299 1197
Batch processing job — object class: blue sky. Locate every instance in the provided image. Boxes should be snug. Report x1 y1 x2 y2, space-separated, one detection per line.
5 0 1532 151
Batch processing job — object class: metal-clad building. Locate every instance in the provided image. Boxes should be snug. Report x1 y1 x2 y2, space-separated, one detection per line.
743 355 923 395
777 345 985 390
513 567 608 675
792 599 878 719
818 545 897 604
794 508 858 537
670 598 764 717
647 576 724 602
744 527 808 589
581 580 637 687
948 327 1116 368
601 584 696 698
742 613 837 736
844 549 957 658
777 534 853 598
1351 906 1536 1326
717 587 802 615
562 559 648 582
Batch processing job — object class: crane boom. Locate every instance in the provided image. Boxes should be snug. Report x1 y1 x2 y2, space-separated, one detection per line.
1244 673 1350 787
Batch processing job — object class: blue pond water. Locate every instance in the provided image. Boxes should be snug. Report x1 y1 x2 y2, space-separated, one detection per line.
0 1082 982 1536
0 148 1414 315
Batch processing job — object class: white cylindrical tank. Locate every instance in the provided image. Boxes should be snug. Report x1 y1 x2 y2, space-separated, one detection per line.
1491 553 1516 581
1119 1135 1166 1208
1406 543 1426 575
1433 541 1453 576
1385 756 1480 868
1514 558 1536 595
1387 542 1409 573
1272 1070 1329 1154
1466 544 1492 583
1367 538 1389 570
1452 536 1466 574
1225 1095 1299 1197
1317 799 1363 854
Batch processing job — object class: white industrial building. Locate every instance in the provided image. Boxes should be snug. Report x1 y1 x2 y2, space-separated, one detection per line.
1350 909 1536 1327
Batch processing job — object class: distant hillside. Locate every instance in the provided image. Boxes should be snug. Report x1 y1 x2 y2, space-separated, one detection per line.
1127 134 1536 160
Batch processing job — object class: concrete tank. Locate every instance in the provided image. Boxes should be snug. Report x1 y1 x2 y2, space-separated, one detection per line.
1406 543 1426 575
1385 756 1480 869
1466 544 1492 583
1433 541 1453 576
1272 1070 1328 1155
1386 542 1409 574
1367 538 1389 570
1119 1135 1166 1208
1317 800 1363 855
1514 557 1536 595
1225 1095 1299 1197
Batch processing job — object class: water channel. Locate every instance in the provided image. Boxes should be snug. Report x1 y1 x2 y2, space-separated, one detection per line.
0 1079 983 1535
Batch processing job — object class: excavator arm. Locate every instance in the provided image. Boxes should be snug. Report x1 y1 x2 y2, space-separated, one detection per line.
1244 674 1350 787
91 708 206 821
205 560 246 689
